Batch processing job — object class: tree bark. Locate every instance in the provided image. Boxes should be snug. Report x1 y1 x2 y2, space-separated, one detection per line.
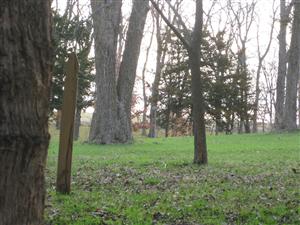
116 0 149 142
0 1 52 224
275 0 290 130
189 0 208 164
283 1 300 131
89 0 122 144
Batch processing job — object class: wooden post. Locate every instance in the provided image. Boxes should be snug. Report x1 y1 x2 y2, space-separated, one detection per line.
56 52 79 194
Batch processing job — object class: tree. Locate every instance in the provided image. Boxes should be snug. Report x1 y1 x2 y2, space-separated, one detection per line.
283 1 300 130
0 1 52 224
52 10 94 135
253 1 276 133
90 0 149 144
150 0 208 164
275 0 294 130
228 0 256 133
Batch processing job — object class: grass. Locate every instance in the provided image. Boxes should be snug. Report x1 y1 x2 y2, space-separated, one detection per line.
45 129 300 224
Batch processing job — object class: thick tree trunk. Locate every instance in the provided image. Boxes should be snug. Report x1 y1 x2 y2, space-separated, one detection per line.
116 0 149 142
190 0 207 164
73 107 81 141
275 0 289 130
89 0 122 144
0 1 52 224
90 0 149 143
283 2 300 131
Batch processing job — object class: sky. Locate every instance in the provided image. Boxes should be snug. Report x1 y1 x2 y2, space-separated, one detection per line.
53 0 288 117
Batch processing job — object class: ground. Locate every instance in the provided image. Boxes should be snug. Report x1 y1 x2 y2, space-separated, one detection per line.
45 130 300 225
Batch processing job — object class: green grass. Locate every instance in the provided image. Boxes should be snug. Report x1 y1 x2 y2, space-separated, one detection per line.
45 130 300 224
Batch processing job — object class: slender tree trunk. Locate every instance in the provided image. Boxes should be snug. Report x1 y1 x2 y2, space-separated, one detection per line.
283 2 300 131
89 0 122 144
298 79 300 128
253 61 262 132
0 1 52 224
141 18 155 136
73 107 81 141
148 31 164 137
189 0 207 164
275 0 289 130
116 0 149 142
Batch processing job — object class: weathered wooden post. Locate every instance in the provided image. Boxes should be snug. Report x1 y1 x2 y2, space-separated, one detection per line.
56 52 79 194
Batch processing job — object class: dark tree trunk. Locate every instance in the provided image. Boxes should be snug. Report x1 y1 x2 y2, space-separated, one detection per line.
0 1 52 224
189 0 207 164
116 0 149 142
73 107 81 141
275 0 289 130
89 0 122 144
283 2 300 131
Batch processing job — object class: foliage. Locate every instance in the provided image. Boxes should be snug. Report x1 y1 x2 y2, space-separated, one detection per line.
157 30 253 135
51 10 94 113
45 131 300 224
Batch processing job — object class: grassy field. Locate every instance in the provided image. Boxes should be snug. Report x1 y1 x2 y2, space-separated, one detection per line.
45 130 300 225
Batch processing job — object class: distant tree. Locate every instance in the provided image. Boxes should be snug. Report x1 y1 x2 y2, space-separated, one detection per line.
275 0 294 130
150 0 208 164
0 1 52 224
253 1 276 133
283 1 300 130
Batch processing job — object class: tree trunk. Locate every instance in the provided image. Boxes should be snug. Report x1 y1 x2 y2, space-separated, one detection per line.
141 17 155 136
275 0 289 130
73 107 81 141
0 1 52 224
283 2 300 131
148 10 165 138
189 0 207 164
116 0 149 142
90 0 149 143
89 0 122 144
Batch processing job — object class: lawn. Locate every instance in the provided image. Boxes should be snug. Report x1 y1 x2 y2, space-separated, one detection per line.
45 130 300 225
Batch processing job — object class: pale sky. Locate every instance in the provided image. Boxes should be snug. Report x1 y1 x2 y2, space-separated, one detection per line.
54 0 288 117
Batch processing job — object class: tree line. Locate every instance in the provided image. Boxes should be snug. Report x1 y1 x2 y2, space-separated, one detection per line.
0 0 299 224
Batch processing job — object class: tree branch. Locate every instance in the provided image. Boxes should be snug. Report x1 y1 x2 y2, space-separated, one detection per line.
149 0 190 50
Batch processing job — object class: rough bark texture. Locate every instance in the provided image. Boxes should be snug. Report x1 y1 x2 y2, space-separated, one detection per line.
89 0 122 144
117 0 150 142
275 0 289 130
0 1 52 224
189 0 208 164
90 0 149 143
283 1 300 131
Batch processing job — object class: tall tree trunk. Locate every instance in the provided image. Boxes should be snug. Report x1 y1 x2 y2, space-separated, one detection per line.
0 1 52 224
149 15 164 138
89 0 122 144
275 0 289 130
116 0 149 142
189 0 207 164
283 2 300 131
141 17 155 136
73 107 81 141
